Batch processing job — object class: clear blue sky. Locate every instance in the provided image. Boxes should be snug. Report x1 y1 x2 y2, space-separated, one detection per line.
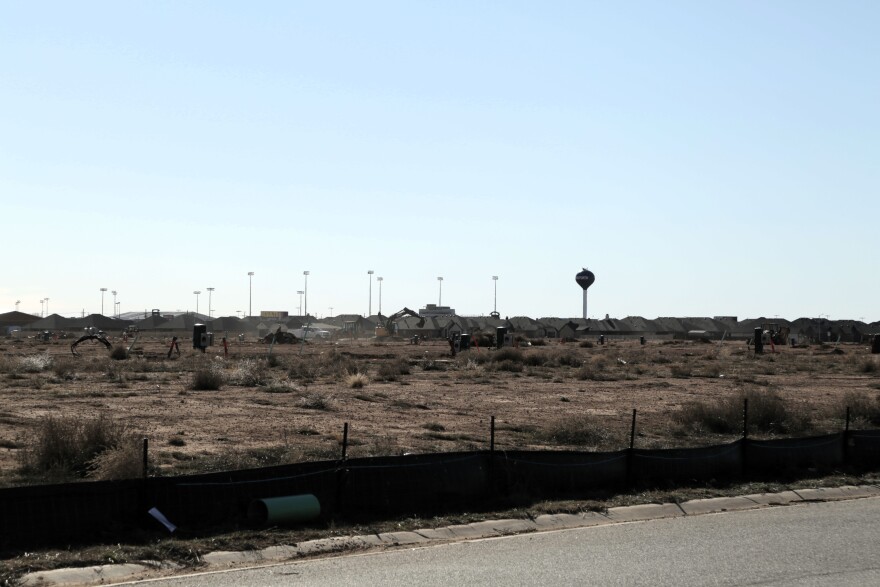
2 1 877 322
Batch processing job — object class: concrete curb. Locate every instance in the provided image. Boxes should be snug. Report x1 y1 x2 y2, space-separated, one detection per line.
20 484 880 586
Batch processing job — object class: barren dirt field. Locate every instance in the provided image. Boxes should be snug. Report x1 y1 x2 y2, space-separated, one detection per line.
1 335 879 486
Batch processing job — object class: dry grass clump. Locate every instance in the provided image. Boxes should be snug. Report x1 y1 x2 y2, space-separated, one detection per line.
51 358 76 381
523 353 548 367
109 345 129 360
87 441 143 480
548 350 582 368
858 358 878 374
261 381 297 394
288 350 359 382
190 366 223 391
540 415 611 448
19 353 52 373
492 348 525 364
493 360 524 373
345 372 369 388
678 389 813 436
298 391 333 410
18 413 140 481
375 359 410 381
844 391 880 426
227 359 268 387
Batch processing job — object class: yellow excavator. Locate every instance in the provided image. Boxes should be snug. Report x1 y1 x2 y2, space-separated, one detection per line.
375 308 425 338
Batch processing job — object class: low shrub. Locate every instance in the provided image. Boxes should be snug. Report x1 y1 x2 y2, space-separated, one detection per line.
19 353 52 373
87 440 143 480
492 348 524 363
843 391 880 426
228 359 267 387
493 359 524 373
19 413 138 480
109 346 129 360
540 415 610 447
262 382 297 393
678 389 812 435
191 367 223 391
375 359 410 381
579 341 594 348
550 351 582 368
52 358 76 381
524 354 547 367
299 391 332 410
420 359 447 371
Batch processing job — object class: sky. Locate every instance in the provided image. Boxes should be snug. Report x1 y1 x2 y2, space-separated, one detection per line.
2 1 877 322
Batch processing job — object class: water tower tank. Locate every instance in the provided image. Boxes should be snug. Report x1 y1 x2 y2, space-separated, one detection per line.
575 268 595 319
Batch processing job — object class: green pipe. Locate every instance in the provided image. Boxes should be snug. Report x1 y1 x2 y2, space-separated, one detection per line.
248 494 320 525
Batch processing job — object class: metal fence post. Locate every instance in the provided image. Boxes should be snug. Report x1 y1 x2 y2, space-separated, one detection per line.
741 398 749 477
341 422 349 461
844 406 851 465
142 438 149 479
629 409 637 450
490 416 495 453
626 409 637 487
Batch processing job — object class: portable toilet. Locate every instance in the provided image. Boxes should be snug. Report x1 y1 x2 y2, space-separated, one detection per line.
193 323 208 352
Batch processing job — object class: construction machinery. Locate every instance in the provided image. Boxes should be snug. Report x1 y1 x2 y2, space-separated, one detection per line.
761 323 791 346
376 308 425 338
261 324 299 344
71 329 112 356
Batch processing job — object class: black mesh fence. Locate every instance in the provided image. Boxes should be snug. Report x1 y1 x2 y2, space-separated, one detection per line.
3 430 879 550
631 441 744 485
745 434 844 473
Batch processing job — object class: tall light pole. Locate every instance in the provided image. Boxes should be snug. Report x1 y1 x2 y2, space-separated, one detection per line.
492 275 498 315
206 287 215 318
303 271 309 317
377 277 383 315
193 291 201 315
115 301 120 318
367 270 374 316
40 298 45 317
437 276 443 306
44 297 49 316
100 288 107 316
247 272 254 317
297 290 304 316
111 291 117 317
15 300 20 312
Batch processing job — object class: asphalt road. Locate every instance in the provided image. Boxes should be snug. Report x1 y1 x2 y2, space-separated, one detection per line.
137 498 880 586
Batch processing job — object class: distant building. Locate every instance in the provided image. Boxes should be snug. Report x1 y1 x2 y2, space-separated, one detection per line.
419 304 455 317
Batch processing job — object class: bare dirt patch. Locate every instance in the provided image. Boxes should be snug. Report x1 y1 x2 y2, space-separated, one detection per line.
0 336 878 485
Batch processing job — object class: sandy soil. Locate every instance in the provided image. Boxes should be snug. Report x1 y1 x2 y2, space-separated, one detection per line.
0 335 878 483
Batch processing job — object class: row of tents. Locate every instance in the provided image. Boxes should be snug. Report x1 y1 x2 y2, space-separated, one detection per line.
2 310 876 343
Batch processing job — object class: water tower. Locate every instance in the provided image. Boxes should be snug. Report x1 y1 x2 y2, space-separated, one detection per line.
575 268 595 319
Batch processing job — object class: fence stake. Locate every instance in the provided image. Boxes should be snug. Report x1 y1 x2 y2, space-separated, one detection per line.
341 422 349 461
629 409 637 450
490 416 495 453
142 438 149 479
742 398 749 439
844 406 851 465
